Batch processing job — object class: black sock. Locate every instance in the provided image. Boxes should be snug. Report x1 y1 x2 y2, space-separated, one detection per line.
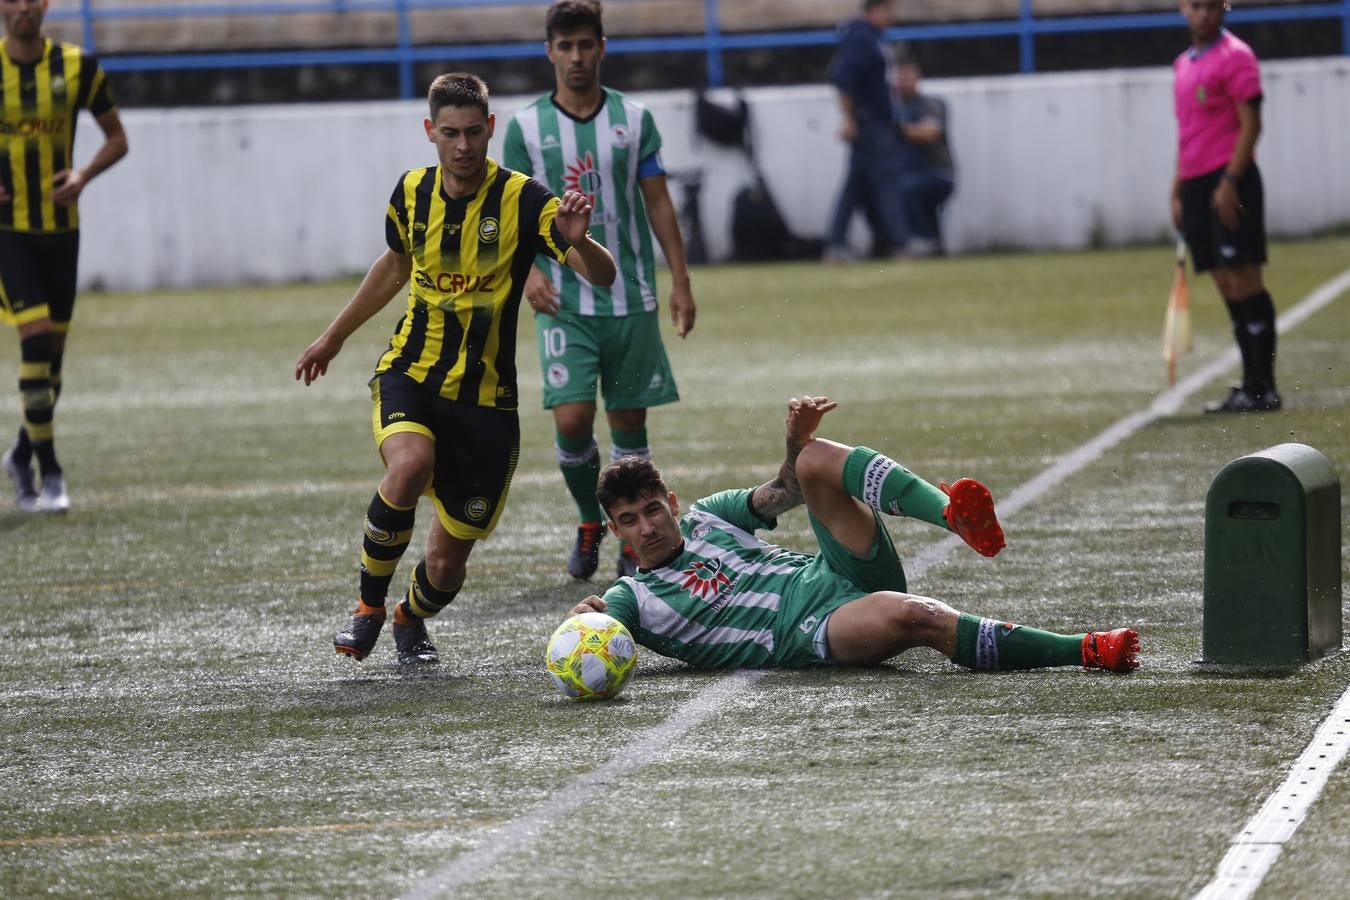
1223 299 1255 391
1241 290 1278 392
404 561 459 618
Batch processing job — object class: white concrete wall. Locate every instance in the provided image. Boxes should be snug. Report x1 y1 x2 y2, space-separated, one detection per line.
74 56 1350 291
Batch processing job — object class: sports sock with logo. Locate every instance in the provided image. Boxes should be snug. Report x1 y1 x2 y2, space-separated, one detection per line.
951 612 1083 670
17 332 59 476
609 426 650 461
842 446 948 529
359 490 416 605
556 432 603 523
403 560 460 618
1241 290 1278 391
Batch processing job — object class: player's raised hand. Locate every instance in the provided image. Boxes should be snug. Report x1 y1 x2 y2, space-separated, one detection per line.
785 395 838 445
295 333 343 386
570 595 607 616
554 190 595 245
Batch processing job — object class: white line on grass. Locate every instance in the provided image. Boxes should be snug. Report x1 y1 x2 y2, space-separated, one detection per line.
1191 684 1350 900
404 266 1350 898
399 671 766 900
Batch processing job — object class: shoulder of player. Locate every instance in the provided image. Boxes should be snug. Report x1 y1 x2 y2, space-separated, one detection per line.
1220 30 1259 61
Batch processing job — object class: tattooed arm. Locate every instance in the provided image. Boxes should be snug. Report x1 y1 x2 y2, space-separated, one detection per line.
748 395 839 520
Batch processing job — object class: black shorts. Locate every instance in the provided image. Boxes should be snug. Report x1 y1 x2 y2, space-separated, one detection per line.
1179 164 1267 274
0 229 80 330
370 369 520 540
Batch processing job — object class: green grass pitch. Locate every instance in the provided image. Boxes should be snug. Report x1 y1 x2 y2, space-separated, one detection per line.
2 238 1348 896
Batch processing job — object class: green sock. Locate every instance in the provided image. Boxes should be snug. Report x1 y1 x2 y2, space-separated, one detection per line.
609 426 649 461
842 446 949 529
556 432 603 523
952 613 1083 670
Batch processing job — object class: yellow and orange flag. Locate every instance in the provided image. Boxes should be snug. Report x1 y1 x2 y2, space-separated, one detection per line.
1162 237 1193 387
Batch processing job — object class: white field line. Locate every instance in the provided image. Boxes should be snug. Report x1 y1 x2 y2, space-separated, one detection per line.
398 671 767 900
1192 685 1350 900
404 267 1350 898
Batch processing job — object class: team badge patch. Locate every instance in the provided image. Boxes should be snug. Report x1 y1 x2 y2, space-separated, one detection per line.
464 497 490 521
547 363 570 388
680 559 733 601
478 217 499 243
692 524 711 540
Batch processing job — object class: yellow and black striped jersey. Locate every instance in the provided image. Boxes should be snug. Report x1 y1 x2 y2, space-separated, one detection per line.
378 158 571 410
0 38 116 233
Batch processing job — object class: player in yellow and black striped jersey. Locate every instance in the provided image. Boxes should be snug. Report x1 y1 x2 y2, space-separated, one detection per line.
296 72 615 666
0 0 128 514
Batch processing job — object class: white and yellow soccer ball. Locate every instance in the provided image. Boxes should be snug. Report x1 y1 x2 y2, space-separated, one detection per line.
545 612 638 700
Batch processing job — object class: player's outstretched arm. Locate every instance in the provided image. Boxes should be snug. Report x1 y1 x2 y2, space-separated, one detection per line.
557 190 616 287
749 395 838 520
295 249 411 385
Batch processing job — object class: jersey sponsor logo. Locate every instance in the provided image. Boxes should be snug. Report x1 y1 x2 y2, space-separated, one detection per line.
416 270 497 296
385 411 407 421
546 362 570 388
1195 84 1207 104
478 217 499 243
444 222 461 235
0 118 68 137
564 152 604 198
679 558 733 603
647 373 664 391
540 134 560 150
464 497 490 521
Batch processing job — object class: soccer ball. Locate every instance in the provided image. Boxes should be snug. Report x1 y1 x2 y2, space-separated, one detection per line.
545 612 638 700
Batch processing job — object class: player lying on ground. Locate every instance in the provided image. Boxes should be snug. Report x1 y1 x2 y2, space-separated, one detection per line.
568 395 1139 673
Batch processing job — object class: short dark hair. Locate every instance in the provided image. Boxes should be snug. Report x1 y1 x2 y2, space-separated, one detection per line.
597 456 669 519
427 72 489 121
546 0 604 41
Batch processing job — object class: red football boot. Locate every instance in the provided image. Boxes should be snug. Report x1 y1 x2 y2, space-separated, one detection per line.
940 477 1006 558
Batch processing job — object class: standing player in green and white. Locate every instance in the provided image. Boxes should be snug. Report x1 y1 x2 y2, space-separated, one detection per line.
504 0 696 581
568 395 1140 674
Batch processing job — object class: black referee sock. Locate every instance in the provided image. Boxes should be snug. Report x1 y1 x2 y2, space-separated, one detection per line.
1222 299 1256 391
1241 290 1278 391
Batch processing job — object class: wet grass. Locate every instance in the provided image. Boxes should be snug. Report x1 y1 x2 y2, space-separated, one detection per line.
1 238 1348 897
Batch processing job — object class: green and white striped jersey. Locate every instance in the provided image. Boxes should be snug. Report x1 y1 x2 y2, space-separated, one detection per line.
503 88 662 317
600 490 864 668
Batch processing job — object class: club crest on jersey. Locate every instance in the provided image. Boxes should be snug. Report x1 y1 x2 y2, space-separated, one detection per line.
547 363 570 388
610 124 630 145
478 217 500 243
692 523 711 540
680 559 733 602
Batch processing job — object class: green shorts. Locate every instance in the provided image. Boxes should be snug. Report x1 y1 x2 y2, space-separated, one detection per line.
771 510 909 667
534 309 680 411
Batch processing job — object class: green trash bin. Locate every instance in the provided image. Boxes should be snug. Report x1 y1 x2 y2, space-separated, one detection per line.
1203 443 1342 666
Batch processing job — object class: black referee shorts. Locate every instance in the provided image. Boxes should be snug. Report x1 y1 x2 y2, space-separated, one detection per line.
1179 163 1267 274
0 229 80 330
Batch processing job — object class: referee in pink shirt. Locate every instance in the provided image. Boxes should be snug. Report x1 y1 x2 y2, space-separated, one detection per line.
1171 0 1280 413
